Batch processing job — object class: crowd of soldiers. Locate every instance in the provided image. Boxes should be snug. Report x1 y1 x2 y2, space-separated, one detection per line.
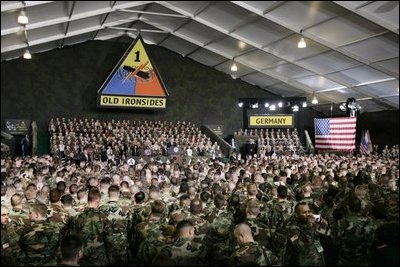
49 118 223 162
234 128 304 156
1 120 399 266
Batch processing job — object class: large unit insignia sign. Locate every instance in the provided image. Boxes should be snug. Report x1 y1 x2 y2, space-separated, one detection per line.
97 34 168 109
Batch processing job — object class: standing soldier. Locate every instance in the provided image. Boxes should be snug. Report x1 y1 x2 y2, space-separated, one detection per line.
231 223 280 266
204 194 235 266
283 202 326 266
64 188 109 266
186 198 210 242
99 185 130 265
169 220 205 266
1 206 20 266
19 203 61 266
336 197 373 266
262 185 296 259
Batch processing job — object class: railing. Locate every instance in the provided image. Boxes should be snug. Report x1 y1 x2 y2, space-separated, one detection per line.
201 125 234 158
1 131 15 157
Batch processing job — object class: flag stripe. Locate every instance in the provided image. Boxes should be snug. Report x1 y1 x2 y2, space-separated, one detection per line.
316 140 356 144
315 117 356 151
316 136 356 139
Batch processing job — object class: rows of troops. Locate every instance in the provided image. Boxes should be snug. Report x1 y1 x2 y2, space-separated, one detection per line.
49 118 223 161
1 146 399 266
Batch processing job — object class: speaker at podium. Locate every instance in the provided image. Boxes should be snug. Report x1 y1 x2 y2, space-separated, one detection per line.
167 146 181 156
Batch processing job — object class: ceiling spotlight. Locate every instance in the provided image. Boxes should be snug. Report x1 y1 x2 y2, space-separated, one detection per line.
230 62 238 72
23 49 32 59
238 102 243 108
312 95 318 104
297 30 306 48
18 10 29 25
292 105 299 112
302 102 307 108
231 73 237 79
269 105 276 111
264 102 269 108
278 102 283 108
251 103 259 109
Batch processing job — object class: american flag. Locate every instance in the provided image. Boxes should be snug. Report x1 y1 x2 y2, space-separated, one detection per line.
359 130 370 154
314 117 356 152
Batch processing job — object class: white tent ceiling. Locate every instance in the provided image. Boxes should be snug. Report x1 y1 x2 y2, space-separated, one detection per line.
1 1 399 114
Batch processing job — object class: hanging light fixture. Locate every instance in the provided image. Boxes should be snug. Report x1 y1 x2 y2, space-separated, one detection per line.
230 62 238 72
311 94 318 104
18 10 29 24
23 49 32 59
297 30 306 48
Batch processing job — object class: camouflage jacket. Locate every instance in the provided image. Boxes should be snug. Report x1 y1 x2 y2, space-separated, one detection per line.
283 223 325 266
232 241 273 266
64 208 109 266
19 220 61 266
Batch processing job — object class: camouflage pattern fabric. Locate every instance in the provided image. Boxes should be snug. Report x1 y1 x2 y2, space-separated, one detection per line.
283 223 325 266
64 208 109 266
19 220 61 266
205 209 235 265
336 214 373 266
2 224 21 266
99 201 130 265
168 237 205 266
231 241 267 266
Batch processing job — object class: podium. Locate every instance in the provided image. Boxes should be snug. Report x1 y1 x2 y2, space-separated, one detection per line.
167 146 181 156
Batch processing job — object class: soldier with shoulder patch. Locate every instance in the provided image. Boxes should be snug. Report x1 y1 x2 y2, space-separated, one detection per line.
1 206 20 266
283 202 325 266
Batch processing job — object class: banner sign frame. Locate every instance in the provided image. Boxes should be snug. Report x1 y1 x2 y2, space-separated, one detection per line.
248 114 294 128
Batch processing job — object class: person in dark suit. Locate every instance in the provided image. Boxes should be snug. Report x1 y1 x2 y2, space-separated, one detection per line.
21 134 30 157
78 148 92 163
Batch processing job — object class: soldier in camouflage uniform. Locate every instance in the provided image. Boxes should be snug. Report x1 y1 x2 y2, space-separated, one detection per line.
168 194 191 225
186 198 210 243
9 193 30 232
336 196 373 266
48 188 68 226
137 224 175 266
244 199 270 248
204 194 235 266
166 220 206 266
128 191 150 260
99 185 129 265
1 206 20 266
262 185 296 259
63 188 109 266
231 223 280 266
133 200 167 263
58 234 83 266
283 202 325 266
19 203 61 266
